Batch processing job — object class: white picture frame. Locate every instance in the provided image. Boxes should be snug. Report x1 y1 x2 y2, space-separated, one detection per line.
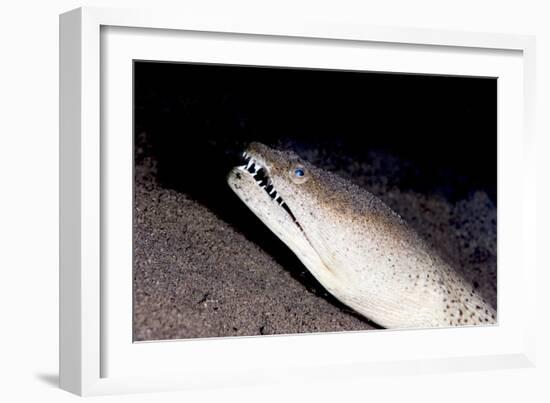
59 6 537 396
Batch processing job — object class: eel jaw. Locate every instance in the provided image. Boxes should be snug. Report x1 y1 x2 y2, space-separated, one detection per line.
227 150 338 290
230 151 303 232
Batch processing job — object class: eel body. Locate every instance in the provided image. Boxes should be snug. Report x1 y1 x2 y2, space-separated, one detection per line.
227 142 496 329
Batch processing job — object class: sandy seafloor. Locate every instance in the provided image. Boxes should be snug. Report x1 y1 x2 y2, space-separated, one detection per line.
133 138 497 341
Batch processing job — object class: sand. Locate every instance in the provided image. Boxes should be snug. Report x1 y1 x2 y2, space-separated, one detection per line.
133 140 496 341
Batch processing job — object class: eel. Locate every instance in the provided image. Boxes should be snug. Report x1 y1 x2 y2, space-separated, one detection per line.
227 142 496 329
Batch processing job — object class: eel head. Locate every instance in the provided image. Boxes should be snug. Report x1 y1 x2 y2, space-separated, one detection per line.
226 142 344 290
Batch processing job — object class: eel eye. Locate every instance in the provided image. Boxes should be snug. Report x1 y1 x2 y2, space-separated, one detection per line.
289 165 309 184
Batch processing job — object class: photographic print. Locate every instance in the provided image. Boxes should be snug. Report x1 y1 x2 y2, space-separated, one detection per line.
133 61 497 341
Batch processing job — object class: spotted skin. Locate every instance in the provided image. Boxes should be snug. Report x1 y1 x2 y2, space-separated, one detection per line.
227 142 496 329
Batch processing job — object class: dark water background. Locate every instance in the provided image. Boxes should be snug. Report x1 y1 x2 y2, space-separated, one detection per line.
134 61 496 205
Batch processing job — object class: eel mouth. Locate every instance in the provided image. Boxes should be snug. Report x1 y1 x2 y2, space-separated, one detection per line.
228 145 339 286
236 151 303 231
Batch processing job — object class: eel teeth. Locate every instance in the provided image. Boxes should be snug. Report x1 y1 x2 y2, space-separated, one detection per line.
237 149 303 231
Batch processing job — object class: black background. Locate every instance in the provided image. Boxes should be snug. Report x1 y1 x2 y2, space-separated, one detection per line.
134 61 496 204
